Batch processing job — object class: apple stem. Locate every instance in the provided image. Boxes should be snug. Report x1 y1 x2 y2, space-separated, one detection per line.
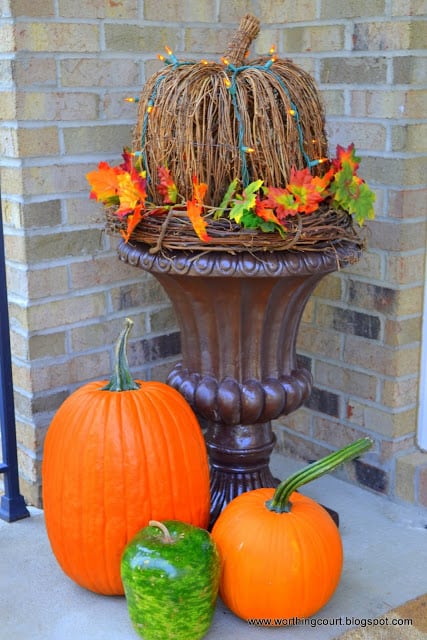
149 520 174 543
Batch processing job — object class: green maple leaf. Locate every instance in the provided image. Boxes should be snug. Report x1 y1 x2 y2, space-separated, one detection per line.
214 178 239 219
330 163 353 203
346 183 376 226
229 180 263 223
330 164 375 226
237 209 285 235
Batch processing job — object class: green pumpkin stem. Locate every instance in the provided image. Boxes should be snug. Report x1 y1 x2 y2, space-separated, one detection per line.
266 437 373 513
101 318 140 392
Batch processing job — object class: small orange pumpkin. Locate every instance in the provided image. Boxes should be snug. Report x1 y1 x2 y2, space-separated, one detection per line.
212 438 372 623
42 318 210 596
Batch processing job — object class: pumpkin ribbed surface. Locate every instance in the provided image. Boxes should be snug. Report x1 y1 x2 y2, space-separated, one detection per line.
42 381 210 596
212 487 343 622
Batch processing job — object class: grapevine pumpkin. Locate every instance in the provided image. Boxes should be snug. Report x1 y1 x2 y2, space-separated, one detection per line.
211 438 372 623
89 13 374 253
42 318 210 596
133 13 329 208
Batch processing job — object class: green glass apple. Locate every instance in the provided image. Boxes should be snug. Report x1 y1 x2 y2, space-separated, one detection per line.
121 520 220 640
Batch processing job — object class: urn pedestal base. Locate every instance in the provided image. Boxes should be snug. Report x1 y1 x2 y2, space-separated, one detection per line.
118 240 359 527
205 421 279 525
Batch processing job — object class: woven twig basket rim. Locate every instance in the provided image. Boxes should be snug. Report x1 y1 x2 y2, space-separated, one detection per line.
105 203 365 255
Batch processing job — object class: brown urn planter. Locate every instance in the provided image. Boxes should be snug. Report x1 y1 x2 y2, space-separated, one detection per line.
118 239 360 527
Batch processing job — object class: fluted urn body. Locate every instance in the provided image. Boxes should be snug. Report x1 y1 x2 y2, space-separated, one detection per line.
118 240 358 526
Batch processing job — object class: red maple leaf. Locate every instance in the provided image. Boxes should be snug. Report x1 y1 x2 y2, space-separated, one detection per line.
262 186 299 221
119 149 134 173
157 166 178 204
286 167 325 214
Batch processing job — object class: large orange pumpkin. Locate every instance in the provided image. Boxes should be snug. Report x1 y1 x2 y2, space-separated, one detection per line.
212 438 372 624
42 318 210 595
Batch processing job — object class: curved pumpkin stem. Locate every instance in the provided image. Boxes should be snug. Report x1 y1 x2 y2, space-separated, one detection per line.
101 318 140 392
149 520 174 544
266 437 373 513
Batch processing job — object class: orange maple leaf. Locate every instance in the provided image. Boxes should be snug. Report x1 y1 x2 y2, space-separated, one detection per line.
255 197 285 228
312 167 334 194
332 143 360 172
120 204 143 243
192 175 208 204
186 199 210 242
86 162 121 201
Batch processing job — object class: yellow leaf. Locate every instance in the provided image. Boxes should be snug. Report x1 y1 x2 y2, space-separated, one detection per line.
116 171 147 217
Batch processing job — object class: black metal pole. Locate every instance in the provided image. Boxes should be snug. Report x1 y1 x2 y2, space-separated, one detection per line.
0 191 30 521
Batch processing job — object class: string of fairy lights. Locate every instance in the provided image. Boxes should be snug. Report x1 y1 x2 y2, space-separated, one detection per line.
126 45 327 188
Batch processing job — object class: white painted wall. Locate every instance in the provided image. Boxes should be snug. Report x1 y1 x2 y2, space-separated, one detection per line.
417 250 427 452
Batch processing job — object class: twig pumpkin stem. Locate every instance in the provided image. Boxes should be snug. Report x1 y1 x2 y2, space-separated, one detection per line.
266 437 373 513
223 14 260 66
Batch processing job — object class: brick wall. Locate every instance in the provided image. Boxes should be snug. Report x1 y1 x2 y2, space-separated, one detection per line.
271 0 427 507
1 0 426 508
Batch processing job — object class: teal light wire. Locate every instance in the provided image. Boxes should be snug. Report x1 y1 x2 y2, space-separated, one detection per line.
224 60 319 185
139 60 194 186
263 67 315 168
228 68 250 186
140 74 166 185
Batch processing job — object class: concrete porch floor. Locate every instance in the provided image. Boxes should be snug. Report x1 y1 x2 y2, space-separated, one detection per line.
1 452 426 640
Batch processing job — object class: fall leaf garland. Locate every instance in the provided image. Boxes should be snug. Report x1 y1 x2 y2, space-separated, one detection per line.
86 144 375 244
